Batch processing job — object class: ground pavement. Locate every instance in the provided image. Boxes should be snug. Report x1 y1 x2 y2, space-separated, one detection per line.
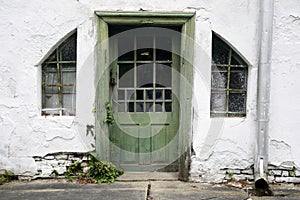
0 173 300 200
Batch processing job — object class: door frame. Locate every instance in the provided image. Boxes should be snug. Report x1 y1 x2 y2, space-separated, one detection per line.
94 11 195 180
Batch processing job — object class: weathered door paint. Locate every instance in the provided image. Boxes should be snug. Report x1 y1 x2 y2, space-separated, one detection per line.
95 12 195 178
109 26 181 171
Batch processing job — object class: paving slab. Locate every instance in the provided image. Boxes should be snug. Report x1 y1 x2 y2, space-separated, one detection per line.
149 181 248 200
0 179 148 200
1 179 300 200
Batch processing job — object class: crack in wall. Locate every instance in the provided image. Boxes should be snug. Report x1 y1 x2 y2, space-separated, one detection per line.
290 15 300 23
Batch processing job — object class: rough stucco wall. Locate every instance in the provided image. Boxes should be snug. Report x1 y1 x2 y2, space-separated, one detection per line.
1 0 298 182
0 0 260 178
190 0 259 182
269 0 300 170
0 0 95 176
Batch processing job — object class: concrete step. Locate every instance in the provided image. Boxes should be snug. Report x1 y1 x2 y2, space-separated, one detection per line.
117 172 178 181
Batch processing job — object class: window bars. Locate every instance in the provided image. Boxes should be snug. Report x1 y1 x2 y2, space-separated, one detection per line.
210 34 248 117
41 32 77 116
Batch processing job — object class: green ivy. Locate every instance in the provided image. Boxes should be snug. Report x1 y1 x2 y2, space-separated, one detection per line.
65 153 123 184
0 170 14 185
104 102 115 125
227 172 234 179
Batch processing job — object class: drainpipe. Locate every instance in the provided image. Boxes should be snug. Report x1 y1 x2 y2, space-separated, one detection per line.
255 0 274 193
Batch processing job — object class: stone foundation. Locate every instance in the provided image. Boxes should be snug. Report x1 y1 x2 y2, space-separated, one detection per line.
33 152 90 178
221 165 300 184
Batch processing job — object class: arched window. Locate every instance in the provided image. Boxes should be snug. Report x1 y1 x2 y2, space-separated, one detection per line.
41 32 77 116
211 33 248 117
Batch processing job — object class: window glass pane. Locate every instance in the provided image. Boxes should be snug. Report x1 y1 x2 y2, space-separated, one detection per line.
44 86 58 94
42 32 77 116
61 71 76 84
118 36 134 61
44 94 59 108
137 36 153 61
211 92 226 112
231 52 246 65
212 65 227 72
210 34 248 118
212 37 229 64
156 36 172 61
156 64 172 87
46 52 57 62
62 86 75 94
229 70 247 89
211 72 227 88
229 92 246 113
63 94 76 115
119 64 134 88
44 71 58 85
61 36 76 61
137 64 153 88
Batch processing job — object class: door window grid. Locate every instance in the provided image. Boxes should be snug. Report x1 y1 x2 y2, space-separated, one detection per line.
42 33 76 116
116 34 173 113
210 35 248 117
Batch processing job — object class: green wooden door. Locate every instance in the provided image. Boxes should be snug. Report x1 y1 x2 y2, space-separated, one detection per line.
109 26 181 171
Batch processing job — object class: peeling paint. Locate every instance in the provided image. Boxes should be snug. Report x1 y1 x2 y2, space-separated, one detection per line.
0 0 299 183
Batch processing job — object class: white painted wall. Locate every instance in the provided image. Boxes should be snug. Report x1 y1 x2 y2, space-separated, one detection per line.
269 0 300 169
0 0 299 182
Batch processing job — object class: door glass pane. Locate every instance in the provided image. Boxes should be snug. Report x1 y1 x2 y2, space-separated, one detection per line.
136 90 144 100
146 89 153 100
118 36 134 61
137 64 153 88
146 103 153 112
128 102 134 112
165 102 172 112
165 89 172 100
155 89 163 100
156 64 171 87
127 90 135 101
119 64 134 88
156 36 172 61
118 102 125 112
118 90 125 100
137 36 153 61
136 102 144 112
155 102 163 112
